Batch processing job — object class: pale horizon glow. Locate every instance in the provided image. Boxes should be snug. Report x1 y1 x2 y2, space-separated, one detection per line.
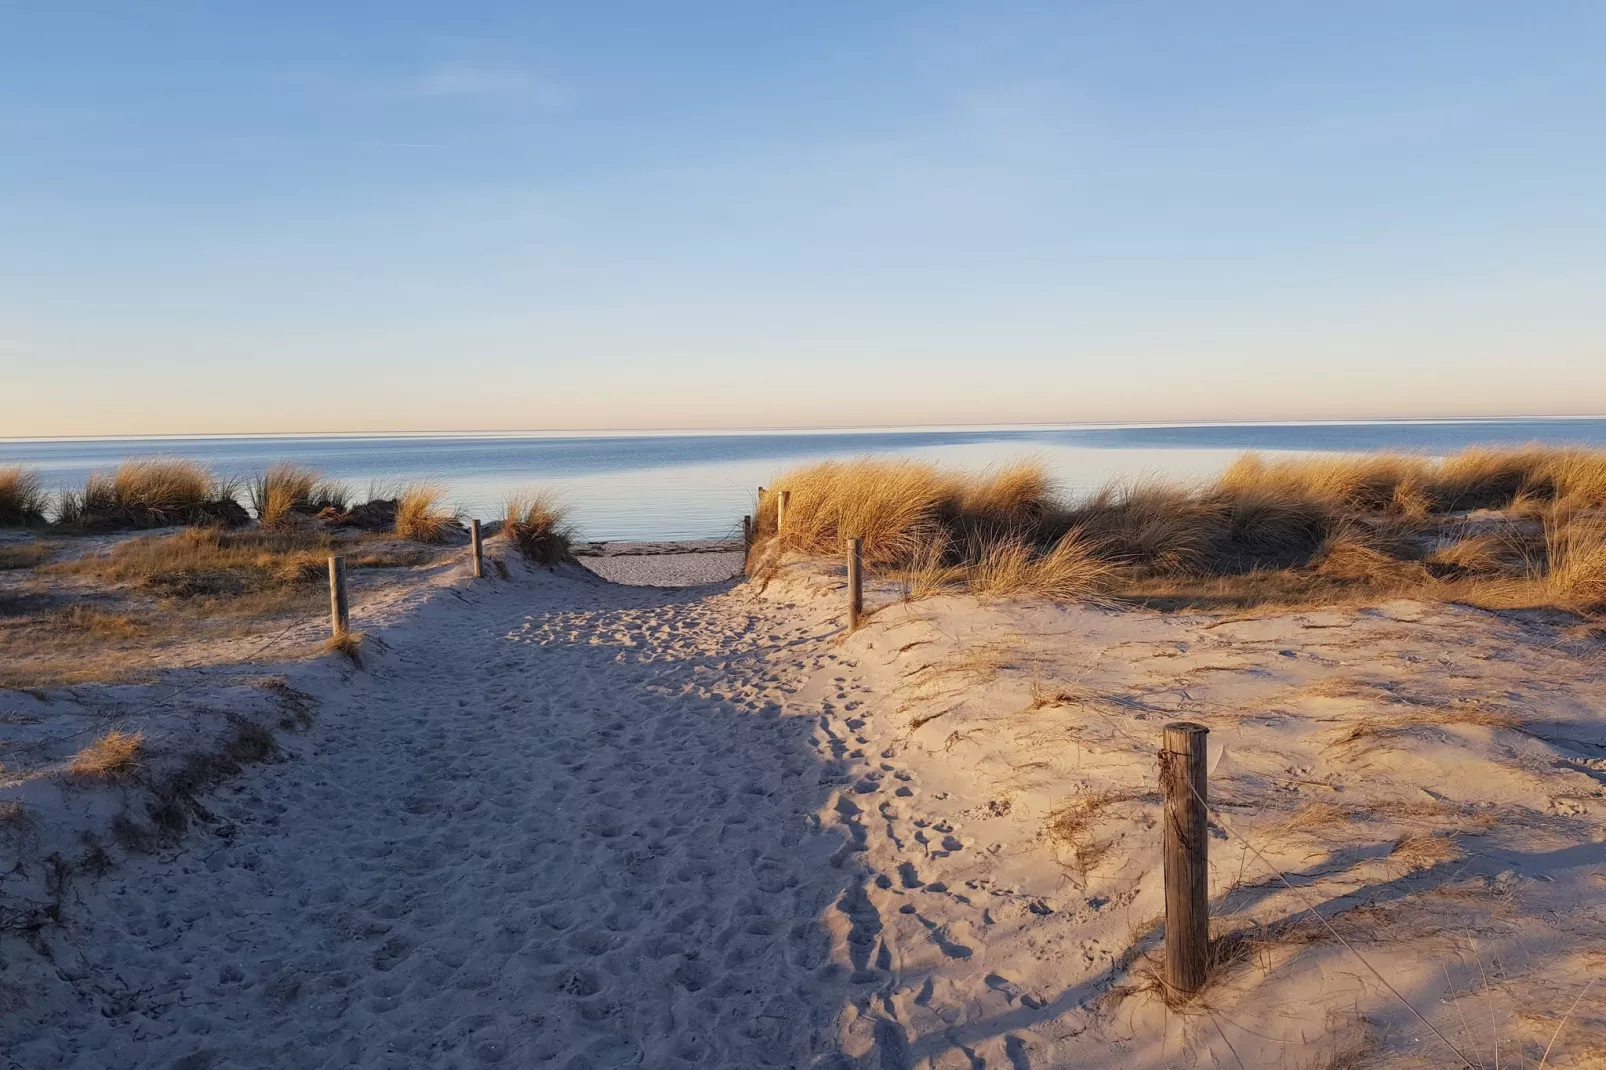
3 3 1604 437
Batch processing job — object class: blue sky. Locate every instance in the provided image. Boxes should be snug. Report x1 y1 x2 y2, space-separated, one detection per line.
3 2 1604 435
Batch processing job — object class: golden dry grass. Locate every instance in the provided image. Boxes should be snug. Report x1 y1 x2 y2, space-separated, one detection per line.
963 531 1116 602
322 630 365 665
55 526 331 600
57 458 246 531
756 447 1606 613
67 729 143 781
0 466 49 526
1545 513 1606 607
393 483 458 543
249 463 348 529
56 605 143 638
48 527 436 613
504 491 575 565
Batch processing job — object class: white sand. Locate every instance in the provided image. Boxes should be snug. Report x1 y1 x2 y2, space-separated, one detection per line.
574 540 746 587
4 548 1604 1067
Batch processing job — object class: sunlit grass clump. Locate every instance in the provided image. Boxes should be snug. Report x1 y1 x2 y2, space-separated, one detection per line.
57 459 247 531
249 463 349 529
504 491 575 565
393 483 459 543
0 466 49 527
751 445 1606 612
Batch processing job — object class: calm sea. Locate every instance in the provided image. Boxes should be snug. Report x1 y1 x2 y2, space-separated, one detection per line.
5 419 1605 541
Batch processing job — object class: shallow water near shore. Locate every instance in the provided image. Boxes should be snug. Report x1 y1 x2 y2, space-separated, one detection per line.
6 418 1606 541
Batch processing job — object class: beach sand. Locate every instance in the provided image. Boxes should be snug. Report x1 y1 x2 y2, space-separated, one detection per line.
2 547 1603 1067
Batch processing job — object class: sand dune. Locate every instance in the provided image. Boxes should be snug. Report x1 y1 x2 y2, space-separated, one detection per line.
2 550 1603 1067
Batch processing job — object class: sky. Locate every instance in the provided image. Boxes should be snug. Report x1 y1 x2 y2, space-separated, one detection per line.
3 2 1605 437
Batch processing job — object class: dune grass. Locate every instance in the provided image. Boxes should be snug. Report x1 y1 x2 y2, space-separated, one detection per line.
249 463 349 529
0 466 49 527
51 527 433 609
56 459 247 531
504 491 575 565
66 729 143 781
753 446 1606 612
393 483 459 543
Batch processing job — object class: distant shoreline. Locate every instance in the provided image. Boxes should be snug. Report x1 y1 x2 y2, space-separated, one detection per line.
6 413 1606 446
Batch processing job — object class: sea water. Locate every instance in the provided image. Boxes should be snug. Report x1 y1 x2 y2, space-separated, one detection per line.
5 418 1605 541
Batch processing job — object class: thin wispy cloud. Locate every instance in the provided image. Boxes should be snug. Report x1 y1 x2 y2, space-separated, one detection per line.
413 64 573 110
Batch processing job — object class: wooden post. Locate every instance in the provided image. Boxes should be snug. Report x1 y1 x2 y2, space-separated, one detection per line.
777 489 791 532
1160 721 1210 998
470 519 484 579
846 537 863 631
742 514 752 546
328 554 350 637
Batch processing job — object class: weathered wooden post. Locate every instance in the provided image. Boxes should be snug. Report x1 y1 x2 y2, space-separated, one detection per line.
742 514 752 546
1160 721 1210 998
470 519 484 579
328 554 350 637
777 489 791 532
846 537 863 631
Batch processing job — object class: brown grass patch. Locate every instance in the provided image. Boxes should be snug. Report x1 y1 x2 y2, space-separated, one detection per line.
1389 831 1463 871
55 605 143 638
67 729 143 781
51 527 436 614
0 540 53 570
0 466 49 526
504 491 575 565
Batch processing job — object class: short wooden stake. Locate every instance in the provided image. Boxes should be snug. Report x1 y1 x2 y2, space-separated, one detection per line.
846 537 863 631
777 489 791 532
742 514 752 546
1160 721 1210 999
328 554 350 637
470 519 484 579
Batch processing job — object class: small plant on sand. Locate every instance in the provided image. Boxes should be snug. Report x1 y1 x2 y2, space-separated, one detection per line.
57 459 247 531
504 491 576 565
393 483 459 543
249 463 348 529
0 466 49 527
323 631 364 666
67 729 144 781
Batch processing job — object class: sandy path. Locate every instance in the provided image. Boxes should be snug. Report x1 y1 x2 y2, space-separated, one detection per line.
5 566 881 1069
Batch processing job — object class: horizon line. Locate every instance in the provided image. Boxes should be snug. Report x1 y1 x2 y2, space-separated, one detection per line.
5 412 1606 446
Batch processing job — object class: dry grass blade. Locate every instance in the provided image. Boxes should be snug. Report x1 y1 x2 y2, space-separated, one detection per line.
1538 976 1597 1069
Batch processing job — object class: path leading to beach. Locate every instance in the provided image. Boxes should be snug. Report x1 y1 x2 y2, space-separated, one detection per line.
6 565 903 1069
9 556 1606 1068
